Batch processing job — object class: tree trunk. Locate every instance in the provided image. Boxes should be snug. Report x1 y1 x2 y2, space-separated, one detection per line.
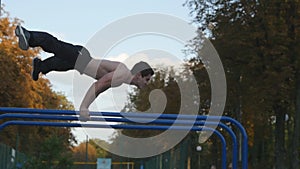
292 70 300 169
287 1 300 168
274 105 286 169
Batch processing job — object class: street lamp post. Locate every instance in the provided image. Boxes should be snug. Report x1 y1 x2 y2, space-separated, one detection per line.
196 146 202 168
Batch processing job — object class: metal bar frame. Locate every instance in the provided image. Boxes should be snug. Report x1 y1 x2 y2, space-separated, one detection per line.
0 107 248 169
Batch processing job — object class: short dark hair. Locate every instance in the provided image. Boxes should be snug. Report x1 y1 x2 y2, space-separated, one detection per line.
131 61 154 77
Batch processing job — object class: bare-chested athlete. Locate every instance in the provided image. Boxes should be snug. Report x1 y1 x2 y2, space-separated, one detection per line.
15 25 154 121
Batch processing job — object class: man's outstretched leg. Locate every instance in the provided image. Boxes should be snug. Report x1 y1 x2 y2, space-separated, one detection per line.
15 25 92 80
31 56 75 81
15 25 79 58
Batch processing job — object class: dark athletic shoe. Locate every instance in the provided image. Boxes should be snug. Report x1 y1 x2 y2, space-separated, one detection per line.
15 24 30 50
32 57 41 81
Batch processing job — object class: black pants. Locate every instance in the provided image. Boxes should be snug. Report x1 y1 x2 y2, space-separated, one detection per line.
28 31 92 74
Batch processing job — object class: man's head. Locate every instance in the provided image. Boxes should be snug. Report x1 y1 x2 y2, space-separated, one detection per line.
131 61 154 89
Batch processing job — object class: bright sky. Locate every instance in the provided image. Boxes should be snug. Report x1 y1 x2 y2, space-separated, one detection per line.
2 0 196 143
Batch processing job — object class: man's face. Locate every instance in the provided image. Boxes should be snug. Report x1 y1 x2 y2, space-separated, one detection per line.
136 74 152 89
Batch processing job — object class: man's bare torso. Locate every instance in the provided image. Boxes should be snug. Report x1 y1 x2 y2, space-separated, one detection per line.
83 58 131 81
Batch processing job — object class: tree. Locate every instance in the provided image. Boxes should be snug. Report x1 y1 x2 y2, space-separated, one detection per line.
72 141 97 162
23 135 74 169
0 7 76 167
185 0 300 168
89 138 110 158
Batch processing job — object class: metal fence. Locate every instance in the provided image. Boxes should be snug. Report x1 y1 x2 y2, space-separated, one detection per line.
71 162 134 169
0 143 26 169
143 146 183 169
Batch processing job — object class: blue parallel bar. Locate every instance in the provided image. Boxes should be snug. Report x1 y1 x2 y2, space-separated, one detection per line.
0 113 238 169
0 120 227 169
0 107 247 169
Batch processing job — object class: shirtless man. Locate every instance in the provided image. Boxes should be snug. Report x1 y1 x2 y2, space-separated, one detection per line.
15 25 154 121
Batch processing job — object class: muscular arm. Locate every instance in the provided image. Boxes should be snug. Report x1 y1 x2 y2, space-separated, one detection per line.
80 72 112 110
79 65 132 120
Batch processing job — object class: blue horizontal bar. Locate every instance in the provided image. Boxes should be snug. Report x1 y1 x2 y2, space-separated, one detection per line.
0 107 247 169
